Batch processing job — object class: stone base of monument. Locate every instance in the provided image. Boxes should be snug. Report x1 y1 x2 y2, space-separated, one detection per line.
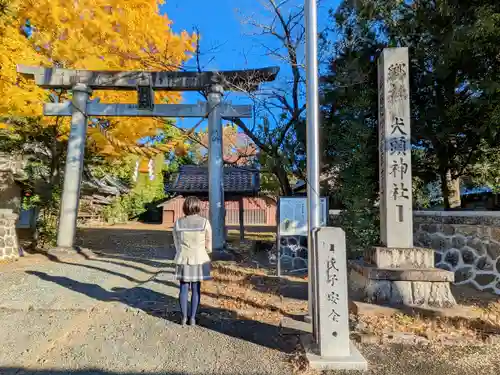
280 317 367 371
280 315 312 335
303 314 313 324
300 335 368 371
348 247 456 307
0 210 20 261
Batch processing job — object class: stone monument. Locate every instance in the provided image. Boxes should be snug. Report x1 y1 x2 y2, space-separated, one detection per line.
0 152 26 261
302 227 367 370
348 47 456 307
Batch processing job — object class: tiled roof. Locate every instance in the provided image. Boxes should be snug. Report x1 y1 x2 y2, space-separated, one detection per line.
166 165 259 194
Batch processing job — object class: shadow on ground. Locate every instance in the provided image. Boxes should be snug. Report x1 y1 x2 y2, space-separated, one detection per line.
75 227 174 261
20 226 176 270
75 226 308 301
26 270 295 354
29 226 500 341
3 343 500 375
451 284 500 308
12 225 500 375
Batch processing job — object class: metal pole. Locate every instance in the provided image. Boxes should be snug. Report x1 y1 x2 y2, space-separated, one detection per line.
305 0 321 340
56 83 92 249
207 84 225 251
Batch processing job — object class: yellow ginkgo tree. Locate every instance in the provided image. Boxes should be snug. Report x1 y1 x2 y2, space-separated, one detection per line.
0 0 197 239
0 0 47 118
2 0 196 154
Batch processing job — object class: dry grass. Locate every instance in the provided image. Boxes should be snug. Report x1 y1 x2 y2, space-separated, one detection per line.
287 344 319 375
198 238 500 374
356 299 500 343
200 262 307 324
203 241 500 345
199 261 315 374
204 262 500 346
226 231 276 242
452 284 500 309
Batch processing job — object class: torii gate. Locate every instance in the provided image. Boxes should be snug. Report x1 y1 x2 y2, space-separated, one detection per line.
17 65 279 252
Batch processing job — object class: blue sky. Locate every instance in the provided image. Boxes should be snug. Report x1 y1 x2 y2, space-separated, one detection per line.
160 0 339 130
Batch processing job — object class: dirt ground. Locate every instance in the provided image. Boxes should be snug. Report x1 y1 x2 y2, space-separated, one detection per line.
0 223 498 375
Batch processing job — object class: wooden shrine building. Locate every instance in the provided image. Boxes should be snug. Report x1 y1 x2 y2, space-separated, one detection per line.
159 166 277 238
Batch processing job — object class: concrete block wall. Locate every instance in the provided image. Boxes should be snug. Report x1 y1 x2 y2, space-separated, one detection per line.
329 210 500 294
413 211 500 294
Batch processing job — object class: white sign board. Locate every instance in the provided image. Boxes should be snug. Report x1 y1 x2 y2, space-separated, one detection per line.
278 197 328 236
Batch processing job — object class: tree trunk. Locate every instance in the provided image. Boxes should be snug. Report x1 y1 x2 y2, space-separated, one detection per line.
48 127 63 188
50 145 62 187
440 169 461 209
273 164 292 196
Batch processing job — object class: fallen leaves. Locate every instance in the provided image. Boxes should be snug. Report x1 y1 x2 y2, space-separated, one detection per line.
200 262 307 325
205 248 500 350
288 344 318 375
354 299 500 344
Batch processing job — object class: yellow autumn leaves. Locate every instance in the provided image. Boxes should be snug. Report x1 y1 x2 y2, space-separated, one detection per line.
0 1 47 117
0 0 196 156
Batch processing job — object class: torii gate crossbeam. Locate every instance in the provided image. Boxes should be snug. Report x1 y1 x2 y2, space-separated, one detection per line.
44 101 252 119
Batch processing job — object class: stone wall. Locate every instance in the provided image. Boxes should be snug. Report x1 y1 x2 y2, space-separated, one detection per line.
279 210 500 293
278 235 308 274
413 211 500 294
0 210 20 260
0 152 26 261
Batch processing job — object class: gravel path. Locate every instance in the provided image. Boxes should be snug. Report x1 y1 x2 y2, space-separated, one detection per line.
0 226 293 374
0 225 499 375
333 343 500 375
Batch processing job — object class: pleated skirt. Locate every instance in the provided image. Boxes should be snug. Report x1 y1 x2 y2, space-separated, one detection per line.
175 262 212 282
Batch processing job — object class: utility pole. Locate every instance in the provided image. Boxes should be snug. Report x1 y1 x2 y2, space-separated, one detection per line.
305 0 321 334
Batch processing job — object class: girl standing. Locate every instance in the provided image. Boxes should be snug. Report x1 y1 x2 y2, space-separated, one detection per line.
172 196 212 326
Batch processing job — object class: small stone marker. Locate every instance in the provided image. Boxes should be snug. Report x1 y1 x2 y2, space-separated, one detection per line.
303 227 367 371
378 47 413 248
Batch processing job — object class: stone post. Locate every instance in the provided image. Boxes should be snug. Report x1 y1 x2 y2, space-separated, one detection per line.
56 83 92 250
348 47 456 307
303 227 367 370
207 84 225 251
378 47 413 248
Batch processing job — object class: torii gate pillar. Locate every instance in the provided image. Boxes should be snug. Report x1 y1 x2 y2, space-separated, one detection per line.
57 83 92 249
207 84 225 251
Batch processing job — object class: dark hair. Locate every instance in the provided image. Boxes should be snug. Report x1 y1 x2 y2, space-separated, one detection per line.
182 196 201 216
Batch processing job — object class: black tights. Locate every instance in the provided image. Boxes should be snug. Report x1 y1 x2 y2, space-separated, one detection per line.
179 281 201 320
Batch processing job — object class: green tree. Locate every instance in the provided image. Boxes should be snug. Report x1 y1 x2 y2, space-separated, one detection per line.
324 0 500 218
334 0 500 209
102 153 166 224
321 11 382 254
461 145 500 193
